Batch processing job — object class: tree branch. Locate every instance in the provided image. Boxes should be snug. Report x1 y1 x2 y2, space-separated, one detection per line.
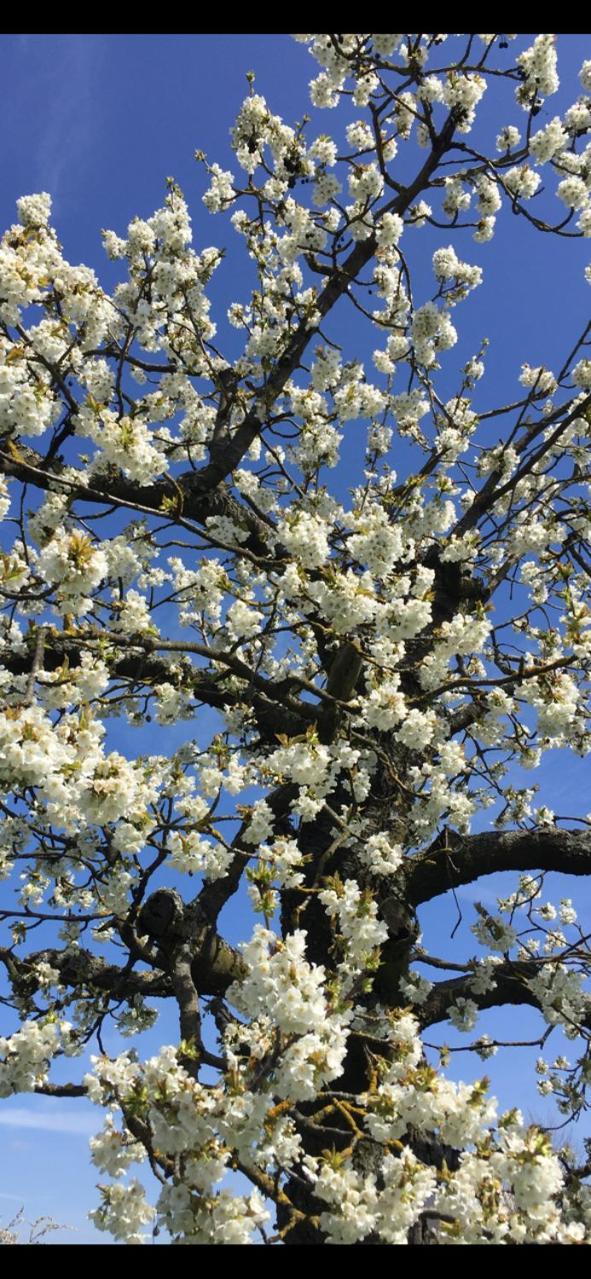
406 827 591 908
419 958 591 1033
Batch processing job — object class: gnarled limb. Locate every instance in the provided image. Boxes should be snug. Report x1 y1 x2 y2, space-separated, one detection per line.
419 959 591 1031
406 827 591 909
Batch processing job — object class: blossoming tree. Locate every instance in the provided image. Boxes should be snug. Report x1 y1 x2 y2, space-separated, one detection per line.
2 32 591 1244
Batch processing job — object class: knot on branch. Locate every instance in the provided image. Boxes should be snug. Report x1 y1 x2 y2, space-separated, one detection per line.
138 888 185 943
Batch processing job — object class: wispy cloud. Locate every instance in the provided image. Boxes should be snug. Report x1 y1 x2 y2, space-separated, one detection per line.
14 35 105 212
38 38 104 209
0 1107 98 1136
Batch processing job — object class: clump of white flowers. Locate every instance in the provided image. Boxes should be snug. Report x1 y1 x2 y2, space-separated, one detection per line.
38 529 108 613
0 1020 76 1096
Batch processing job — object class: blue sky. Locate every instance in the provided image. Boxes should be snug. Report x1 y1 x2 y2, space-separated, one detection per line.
1 32 591 1243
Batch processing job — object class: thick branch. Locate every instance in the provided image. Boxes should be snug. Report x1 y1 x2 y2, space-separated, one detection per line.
419 959 591 1033
0 444 271 558
171 946 204 1073
4 626 315 740
136 889 247 993
0 924 245 1003
406 827 591 908
0 944 168 999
